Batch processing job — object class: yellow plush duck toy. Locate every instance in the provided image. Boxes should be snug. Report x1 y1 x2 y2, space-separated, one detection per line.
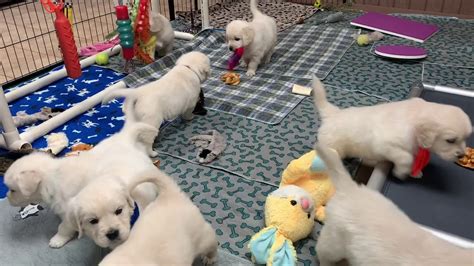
248 151 335 265
281 150 335 221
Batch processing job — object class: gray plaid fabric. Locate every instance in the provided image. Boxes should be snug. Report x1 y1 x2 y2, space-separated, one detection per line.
124 26 357 124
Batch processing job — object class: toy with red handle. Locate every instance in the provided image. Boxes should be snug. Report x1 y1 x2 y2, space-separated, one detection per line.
41 0 81 79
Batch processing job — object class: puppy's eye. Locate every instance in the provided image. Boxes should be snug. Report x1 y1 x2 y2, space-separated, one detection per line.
446 138 456 144
234 37 240 41
290 200 297 206
10 189 15 193
89 218 99 225
307 213 311 219
115 208 122 215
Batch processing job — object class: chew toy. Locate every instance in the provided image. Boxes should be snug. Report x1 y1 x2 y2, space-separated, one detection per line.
355 31 384 46
115 4 135 61
411 147 430 177
228 47 244 71
134 0 154 64
41 0 81 79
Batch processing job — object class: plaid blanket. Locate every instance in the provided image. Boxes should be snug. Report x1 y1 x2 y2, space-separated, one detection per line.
124 26 358 124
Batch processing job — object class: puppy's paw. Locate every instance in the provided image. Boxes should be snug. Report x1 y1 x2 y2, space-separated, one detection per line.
410 172 423 179
246 70 256 77
148 151 159 157
239 61 247 68
49 234 72 248
201 253 217 266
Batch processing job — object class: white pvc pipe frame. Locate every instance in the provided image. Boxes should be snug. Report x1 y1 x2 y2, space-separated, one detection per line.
0 28 198 151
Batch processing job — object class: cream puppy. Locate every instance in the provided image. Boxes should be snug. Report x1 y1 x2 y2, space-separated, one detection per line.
3 121 158 248
311 77 472 179
150 9 174 56
102 51 211 156
65 171 156 249
225 0 277 76
100 169 218 265
314 143 473 266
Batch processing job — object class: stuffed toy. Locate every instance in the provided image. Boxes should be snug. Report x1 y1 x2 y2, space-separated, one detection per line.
280 150 335 221
249 185 315 266
6 107 64 128
189 130 226 163
249 151 335 266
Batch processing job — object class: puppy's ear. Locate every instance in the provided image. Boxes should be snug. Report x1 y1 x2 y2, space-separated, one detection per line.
67 200 83 239
17 170 42 197
415 122 438 149
242 26 255 46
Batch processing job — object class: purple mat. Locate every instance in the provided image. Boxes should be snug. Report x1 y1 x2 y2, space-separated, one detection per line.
375 45 427 59
351 12 439 43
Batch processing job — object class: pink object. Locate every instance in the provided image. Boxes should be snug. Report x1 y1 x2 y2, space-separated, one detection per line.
351 12 439 43
228 47 245 71
301 198 310 210
375 45 427 59
80 37 120 57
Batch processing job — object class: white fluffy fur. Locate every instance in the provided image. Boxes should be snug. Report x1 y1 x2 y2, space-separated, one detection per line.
311 77 472 179
314 143 474 266
149 8 174 56
100 168 218 265
102 51 210 156
225 0 277 76
3 121 159 248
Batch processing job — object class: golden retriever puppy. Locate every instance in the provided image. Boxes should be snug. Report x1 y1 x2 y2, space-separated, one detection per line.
225 0 277 77
3 121 158 248
311 77 472 180
150 9 174 56
100 169 218 265
102 52 211 156
313 143 473 266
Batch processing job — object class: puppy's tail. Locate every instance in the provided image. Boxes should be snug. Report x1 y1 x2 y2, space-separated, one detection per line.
311 76 339 118
250 0 263 18
314 143 356 191
127 167 182 197
102 89 140 123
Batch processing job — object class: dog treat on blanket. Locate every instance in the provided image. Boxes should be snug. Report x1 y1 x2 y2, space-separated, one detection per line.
64 143 94 157
190 130 226 163
221 72 241 85
457 147 474 170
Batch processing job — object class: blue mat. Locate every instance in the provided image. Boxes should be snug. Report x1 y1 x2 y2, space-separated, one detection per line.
1 65 126 198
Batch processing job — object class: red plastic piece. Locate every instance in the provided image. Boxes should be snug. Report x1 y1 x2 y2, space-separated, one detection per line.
133 0 153 64
115 5 129 20
122 48 135 61
411 147 430 177
228 47 244 71
41 0 81 79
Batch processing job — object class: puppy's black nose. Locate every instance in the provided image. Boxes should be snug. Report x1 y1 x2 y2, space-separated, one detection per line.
106 229 119 240
229 46 234 51
457 154 465 159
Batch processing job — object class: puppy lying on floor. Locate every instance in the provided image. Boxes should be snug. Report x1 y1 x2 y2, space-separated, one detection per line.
225 0 277 76
102 51 211 156
150 8 174 57
311 77 472 179
3 121 159 248
100 168 218 265
313 143 473 266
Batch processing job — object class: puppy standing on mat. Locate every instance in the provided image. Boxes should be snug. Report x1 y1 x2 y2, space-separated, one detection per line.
313 143 473 266
102 51 211 156
225 0 277 76
311 77 472 179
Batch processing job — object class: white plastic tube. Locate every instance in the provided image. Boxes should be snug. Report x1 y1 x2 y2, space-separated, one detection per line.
201 0 210 30
366 161 392 191
423 83 474 98
5 45 122 103
0 81 126 149
174 31 194 41
0 86 32 150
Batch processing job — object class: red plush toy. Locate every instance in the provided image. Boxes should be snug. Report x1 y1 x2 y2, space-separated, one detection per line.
228 47 244 71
